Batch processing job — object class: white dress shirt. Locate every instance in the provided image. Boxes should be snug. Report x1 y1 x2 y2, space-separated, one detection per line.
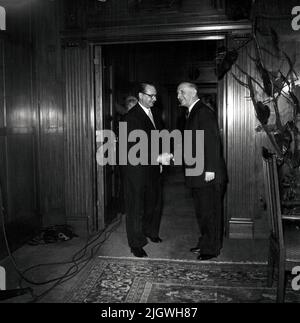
139 103 156 128
188 98 200 116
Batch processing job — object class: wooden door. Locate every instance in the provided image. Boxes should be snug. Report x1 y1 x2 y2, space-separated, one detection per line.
94 45 119 228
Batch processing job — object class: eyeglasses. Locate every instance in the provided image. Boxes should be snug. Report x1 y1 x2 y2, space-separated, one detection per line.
142 92 157 100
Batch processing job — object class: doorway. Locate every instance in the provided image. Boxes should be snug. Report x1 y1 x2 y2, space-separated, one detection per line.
93 40 225 230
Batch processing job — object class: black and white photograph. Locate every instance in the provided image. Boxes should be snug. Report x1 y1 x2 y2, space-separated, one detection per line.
0 0 300 307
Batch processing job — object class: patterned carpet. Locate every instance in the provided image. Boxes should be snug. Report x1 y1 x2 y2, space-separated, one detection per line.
65 257 300 303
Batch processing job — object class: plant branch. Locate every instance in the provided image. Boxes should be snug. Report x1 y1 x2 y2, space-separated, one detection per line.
253 32 265 69
235 64 265 92
247 76 283 157
231 72 249 88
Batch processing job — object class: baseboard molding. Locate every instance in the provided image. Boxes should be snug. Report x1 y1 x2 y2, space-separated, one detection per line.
42 209 66 228
229 218 254 239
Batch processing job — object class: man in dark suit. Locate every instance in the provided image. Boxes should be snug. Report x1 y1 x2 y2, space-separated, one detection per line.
122 83 171 258
177 82 228 261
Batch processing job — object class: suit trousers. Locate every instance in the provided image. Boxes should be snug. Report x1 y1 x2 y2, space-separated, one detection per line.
124 173 162 248
192 183 226 255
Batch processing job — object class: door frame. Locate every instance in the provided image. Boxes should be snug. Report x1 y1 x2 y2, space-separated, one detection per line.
89 24 251 232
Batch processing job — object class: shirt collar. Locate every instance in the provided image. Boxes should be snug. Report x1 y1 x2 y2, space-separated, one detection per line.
188 99 200 114
139 102 151 115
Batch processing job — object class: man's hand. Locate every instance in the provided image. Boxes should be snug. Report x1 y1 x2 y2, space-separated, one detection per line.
205 172 215 182
157 153 174 165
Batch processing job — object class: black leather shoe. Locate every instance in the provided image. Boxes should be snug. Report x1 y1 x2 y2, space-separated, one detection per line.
190 247 201 254
197 254 217 261
131 247 148 258
148 236 162 243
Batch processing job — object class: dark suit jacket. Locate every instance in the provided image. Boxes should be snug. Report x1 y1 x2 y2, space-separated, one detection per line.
184 100 228 188
122 103 163 187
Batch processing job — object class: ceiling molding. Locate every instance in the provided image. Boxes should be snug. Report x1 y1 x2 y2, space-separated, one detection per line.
61 21 252 44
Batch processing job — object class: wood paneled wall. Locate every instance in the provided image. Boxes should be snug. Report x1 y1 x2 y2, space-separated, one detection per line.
225 37 272 238
0 1 66 258
226 39 257 238
63 0 226 31
33 0 65 226
63 45 95 235
0 4 40 257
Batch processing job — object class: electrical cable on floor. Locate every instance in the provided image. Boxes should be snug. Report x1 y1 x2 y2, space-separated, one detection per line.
20 215 121 286
26 216 123 303
0 202 122 302
19 230 99 286
17 215 122 302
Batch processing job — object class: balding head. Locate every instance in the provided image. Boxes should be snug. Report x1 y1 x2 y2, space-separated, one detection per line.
177 82 199 108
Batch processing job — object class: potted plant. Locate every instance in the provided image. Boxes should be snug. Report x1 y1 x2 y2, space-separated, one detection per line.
218 27 300 213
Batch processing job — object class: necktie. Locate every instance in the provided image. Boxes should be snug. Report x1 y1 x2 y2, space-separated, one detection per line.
147 108 156 128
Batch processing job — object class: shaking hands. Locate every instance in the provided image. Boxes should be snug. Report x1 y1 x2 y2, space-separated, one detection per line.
157 153 174 165
205 172 215 182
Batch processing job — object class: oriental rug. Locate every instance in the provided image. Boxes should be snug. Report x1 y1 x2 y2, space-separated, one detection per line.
65 257 300 303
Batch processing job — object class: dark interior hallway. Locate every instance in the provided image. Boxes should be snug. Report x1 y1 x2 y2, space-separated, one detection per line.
0 168 268 303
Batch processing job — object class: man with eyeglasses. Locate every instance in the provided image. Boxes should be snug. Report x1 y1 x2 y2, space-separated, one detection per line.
122 82 172 257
